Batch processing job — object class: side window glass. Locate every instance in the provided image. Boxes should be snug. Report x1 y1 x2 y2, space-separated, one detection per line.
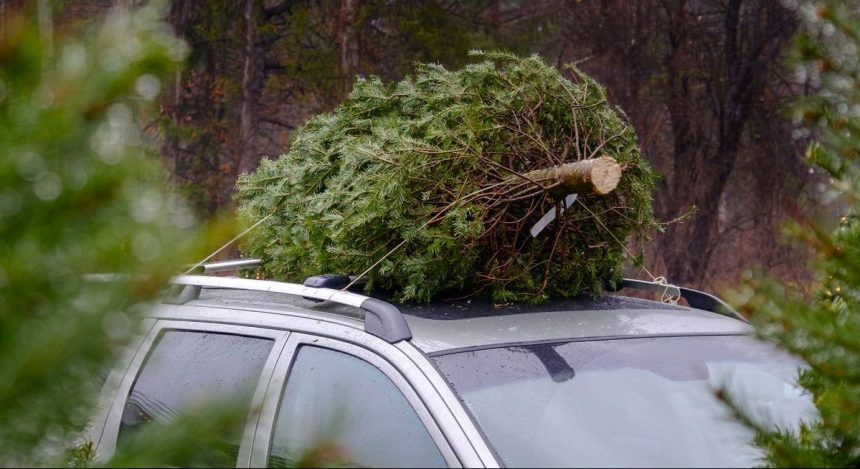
118 330 274 460
269 345 445 468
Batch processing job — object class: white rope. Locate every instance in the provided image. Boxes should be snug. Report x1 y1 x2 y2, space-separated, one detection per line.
575 199 679 305
182 213 273 275
651 276 679 305
209 196 681 305
342 184 501 291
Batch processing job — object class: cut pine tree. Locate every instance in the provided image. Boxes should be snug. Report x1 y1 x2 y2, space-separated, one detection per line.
237 51 659 303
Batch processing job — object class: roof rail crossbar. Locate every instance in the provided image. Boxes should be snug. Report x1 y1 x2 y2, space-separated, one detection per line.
621 278 747 322
621 278 681 298
162 284 202 305
168 275 413 343
184 258 263 274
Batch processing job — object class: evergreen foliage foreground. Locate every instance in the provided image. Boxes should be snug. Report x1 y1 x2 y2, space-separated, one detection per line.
0 4 199 463
732 1 860 466
1 5 245 465
238 52 658 303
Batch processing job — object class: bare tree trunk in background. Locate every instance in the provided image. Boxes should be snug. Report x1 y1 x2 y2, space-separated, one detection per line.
658 0 708 286
658 0 794 287
338 0 360 93
556 0 800 288
237 0 263 176
488 0 500 26
160 0 196 183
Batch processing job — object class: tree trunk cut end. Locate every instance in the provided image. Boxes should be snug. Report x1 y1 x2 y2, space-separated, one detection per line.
523 156 622 195
589 156 622 195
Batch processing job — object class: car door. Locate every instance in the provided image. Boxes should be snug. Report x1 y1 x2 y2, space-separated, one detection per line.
248 333 460 467
89 319 290 467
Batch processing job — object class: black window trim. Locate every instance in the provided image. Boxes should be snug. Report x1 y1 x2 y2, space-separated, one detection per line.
426 332 749 358
95 319 291 467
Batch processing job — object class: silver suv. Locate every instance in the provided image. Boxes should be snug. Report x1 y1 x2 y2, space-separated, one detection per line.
87 260 815 467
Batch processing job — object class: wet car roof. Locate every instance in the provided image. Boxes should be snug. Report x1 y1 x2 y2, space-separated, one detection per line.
397 295 748 353
180 288 749 354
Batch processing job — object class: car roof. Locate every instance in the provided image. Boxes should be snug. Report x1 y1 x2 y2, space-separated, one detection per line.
173 287 749 354
398 296 748 353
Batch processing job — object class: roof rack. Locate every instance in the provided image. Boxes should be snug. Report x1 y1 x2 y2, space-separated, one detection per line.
620 278 747 322
163 258 744 341
166 275 412 343
184 258 263 274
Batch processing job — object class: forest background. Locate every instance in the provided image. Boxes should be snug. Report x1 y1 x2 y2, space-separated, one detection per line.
4 0 860 466
6 0 827 292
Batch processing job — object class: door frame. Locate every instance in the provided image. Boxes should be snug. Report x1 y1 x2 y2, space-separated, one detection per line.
249 332 461 467
92 319 290 467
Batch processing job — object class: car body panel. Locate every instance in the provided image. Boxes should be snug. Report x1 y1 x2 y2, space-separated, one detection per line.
247 333 463 467
404 307 749 354
87 286 753 468
182 288 750 355
89 299 496 467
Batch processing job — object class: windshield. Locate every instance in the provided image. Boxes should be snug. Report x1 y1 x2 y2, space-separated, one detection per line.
431 335 817 467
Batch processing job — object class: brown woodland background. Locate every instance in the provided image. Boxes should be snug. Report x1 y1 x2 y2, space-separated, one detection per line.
8 0 830 291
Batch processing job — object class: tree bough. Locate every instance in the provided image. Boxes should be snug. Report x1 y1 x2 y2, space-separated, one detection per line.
237 51 658 303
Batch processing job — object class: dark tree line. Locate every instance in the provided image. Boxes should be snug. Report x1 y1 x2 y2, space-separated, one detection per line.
547 0 809 287
27 0 820 290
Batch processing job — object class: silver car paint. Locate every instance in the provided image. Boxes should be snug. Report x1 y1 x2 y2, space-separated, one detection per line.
404 306 750 353
88 289 750 468
90 301 496 467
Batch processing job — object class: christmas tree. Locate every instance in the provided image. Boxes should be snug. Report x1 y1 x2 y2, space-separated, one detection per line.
237 51 658 303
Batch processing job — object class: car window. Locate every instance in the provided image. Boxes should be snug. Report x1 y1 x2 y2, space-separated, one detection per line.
268 345 445 468
117 330 274 461
432 335 818 468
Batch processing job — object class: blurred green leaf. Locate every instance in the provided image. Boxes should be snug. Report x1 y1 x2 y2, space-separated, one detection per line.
0 2 236 465
729 1 860 466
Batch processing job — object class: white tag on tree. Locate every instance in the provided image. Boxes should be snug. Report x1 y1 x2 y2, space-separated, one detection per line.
530 193 578 238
